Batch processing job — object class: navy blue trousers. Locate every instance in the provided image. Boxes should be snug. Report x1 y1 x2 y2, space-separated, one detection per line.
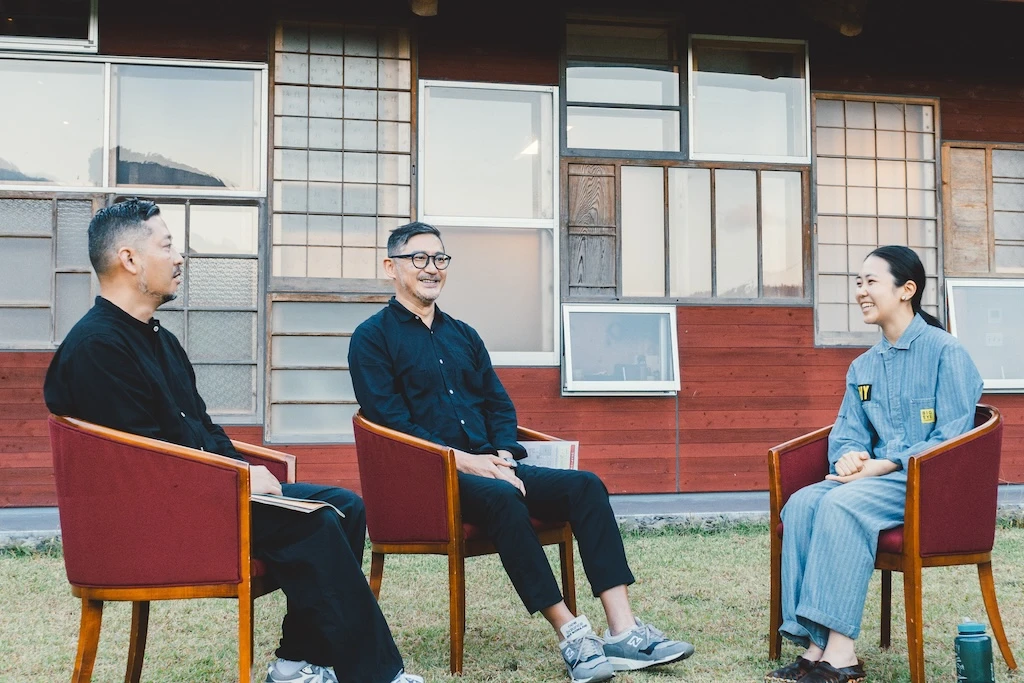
251 483 403 683
458 464 635 614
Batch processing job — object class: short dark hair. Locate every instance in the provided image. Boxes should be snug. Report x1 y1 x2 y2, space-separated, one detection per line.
88 198 162 275
387 221 443 256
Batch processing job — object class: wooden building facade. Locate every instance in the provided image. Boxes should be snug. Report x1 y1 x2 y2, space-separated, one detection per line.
2 0 1024 506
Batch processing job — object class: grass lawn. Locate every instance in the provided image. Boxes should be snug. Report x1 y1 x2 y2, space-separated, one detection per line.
3 524 1024 682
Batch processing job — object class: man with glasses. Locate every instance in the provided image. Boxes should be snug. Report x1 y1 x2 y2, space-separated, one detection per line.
349 221 694 683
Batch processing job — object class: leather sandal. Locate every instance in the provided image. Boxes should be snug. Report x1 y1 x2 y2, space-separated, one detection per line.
765 656 818 682
799 660 866 683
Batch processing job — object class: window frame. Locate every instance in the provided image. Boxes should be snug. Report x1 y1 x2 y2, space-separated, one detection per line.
561 156 813 306
561 303 681 395
0 51 269 197
946 278 1024 392
942 140 1024 277
812 92 944 347
417 79 561 367
687 34 811 165
0 0 99 54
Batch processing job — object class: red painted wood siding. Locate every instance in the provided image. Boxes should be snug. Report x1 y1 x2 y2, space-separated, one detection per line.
4 306 1024 505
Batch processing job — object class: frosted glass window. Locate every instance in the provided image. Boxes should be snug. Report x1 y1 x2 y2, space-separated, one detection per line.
0 308 50 344
567 108 680 153
272 336 351 367
621 166 666 297
189 206 259 255
194 364 256 414
562 305 680 395
691 40 808 161
947 280 1024 391
814 96 939 344
422 86 553 219
567 66 678 106
187 258 257 307
188 311 256 362
436 228 554 353
272 301 385 334
0 238 52 303
271 403 359 438
0 59 103 186
668 168 712 297
55 273 93 341
114 65 260 190
272 369 354 401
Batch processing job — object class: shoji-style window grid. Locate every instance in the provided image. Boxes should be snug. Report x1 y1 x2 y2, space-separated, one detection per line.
813 94 941 346
0 195 100 348
271 22 414 285
140 198 265 421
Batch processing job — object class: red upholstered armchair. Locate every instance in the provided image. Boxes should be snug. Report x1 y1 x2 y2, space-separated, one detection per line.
48 414 295 683
767 404 1017 682
352 412 577 674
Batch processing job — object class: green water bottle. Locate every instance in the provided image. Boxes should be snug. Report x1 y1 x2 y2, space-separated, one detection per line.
955 619 995 683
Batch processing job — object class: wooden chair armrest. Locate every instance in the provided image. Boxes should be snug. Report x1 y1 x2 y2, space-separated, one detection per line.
517 425 560 442
768 424 833 517
231 440 296 484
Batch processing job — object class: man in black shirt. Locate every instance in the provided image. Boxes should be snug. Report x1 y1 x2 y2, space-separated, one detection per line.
44 199 421 683
348 222 695 683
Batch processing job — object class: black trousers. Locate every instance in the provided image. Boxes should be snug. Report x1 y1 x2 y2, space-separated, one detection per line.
458 464 635 614
251 483 403 683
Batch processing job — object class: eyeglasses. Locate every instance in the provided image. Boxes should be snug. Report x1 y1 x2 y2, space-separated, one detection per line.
390 251 452 270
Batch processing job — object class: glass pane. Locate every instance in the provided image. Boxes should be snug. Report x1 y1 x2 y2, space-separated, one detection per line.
114 65 260 190
309 26 344 55
817 216 846 244
847 187 876 215
309 181 342 213
308 246 342 278
378 91 411 122
2 0 90 39
0 60 103 186
950 285 1024 383
761 171 803 297
309 215 343 246
377 184 409 216
54 273 91 341
993 150 1024 179
275 85 308 116
906 133 935 161
907 189 936 218
275 53 308 85
668 168 712 297
817 275 848 303
715 169 757 297
157 310 184 340
565 23 670 60
567 107 679 152
438 227 554 353
995 245 1024 273
847 217 877 245
272 335 351 368
271 403 359 439
377 154 410 185
273 369 355 401
692 41 807 158
309 55 344 86
906 161 935 190
908 219 937 247
905 105 934 133
345 28 377 56
846 129 875 157
0 198 52 236
309 118 344 149
309 151 343 182
275 116 308 148
878 218 907 244
275 149 307 180
377 121 411 153
343 216 375 247
877 188 906 216
341 183 374 214
309 87 343 118
277 25 308 52
566 66 678 106
188 311 256 362
877 160 906 188
0 238 51 303
378 59 410 90
816 128 844 155
818 244 847 272
845 101 874 129
187 258 257 307
55 200 92 269
816 157 845 185
815 100 844 127
343 120 376 151
271 301 384 334
424 86 554 219
189 205 259 255
817 186 846 214
567 310 676 383
994 182 1024 212
621 167 665 297
846 159 876 187
273 245 307 277
878 131 903 159
343 89 376 119
160 204 186 251
341 247 376 278
817 303 848 332
274 214 307 244
875 103 905 131
994 211 1024 240
379 28 411 59
0 307 50 344
194 364 255 414
343 56 377 88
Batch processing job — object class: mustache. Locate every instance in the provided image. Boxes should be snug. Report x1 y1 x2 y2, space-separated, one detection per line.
173 267 183 278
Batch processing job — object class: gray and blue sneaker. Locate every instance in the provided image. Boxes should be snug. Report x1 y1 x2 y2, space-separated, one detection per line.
602 618 694 671
266 659 335 683
559 615 616 683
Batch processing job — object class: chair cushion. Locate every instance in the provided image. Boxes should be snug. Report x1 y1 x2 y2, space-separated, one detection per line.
776 522 905 555
464 518 563 540
252 559 268 577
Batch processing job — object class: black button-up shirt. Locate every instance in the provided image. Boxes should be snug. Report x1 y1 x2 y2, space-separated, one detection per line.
44 296 241 459
349 297 526 459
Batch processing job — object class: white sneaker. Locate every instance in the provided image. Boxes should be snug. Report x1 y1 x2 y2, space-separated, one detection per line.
266 659 334 683
390 671 424 683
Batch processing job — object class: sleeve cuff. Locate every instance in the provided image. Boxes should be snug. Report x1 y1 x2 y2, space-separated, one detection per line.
501 442 528 460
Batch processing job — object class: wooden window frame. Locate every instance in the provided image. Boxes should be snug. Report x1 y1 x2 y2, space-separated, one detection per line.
943 141 1024 278
561 157 812 306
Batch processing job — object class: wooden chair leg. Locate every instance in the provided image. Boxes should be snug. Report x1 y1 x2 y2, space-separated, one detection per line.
768 535 783 660
880 570 892 649
559 534 577 616
902 565 925 683
125 601 149 683
448 552 466 675
370 551 385 599
72 598 104 683
239 588 254 683
978 561 1018 671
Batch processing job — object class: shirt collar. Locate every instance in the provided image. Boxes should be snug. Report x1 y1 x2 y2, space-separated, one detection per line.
93 296 161 334
388 296 446 327
878 313 928 352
